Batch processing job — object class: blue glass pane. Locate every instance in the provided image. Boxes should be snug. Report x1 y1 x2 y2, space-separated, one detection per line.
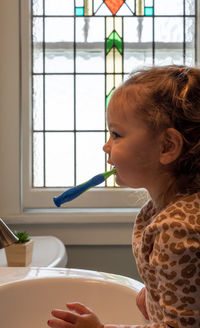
144 7 153 16
75 7 84 16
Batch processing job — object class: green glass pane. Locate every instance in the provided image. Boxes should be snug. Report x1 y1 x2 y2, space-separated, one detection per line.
106 31 122 54
106 88 115 109
75 7 84 16
144 7 153 15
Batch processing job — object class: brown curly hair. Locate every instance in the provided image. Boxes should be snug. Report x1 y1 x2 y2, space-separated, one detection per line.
118 65 200 194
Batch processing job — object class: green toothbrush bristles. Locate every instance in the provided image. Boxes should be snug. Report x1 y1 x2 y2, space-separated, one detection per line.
102 168 116 180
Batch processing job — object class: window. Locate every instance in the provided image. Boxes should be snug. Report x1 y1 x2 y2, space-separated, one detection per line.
22 0 197 210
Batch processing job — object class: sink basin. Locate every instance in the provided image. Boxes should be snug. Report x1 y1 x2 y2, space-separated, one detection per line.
0 268 146 328
0 236 68 267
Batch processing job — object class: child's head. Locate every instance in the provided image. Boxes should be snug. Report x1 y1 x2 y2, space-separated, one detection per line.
104 65 200 201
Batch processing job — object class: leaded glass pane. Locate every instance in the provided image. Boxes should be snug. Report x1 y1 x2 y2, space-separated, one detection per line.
125 0 135 13
154 0 183 15
32 0 43 15
76 132 105 185
33 132 44 187
45 18 74 73
116 3 133 16
31 0 197 188
45 0 74 15
185 17 195 66
45 75 74 130
155 17 183 65
95 3 112 16
76 75 105 130
45 18 74 43
76 17 105 73
124 17 153 73
33 18 43 73
45 132 74 187
33 75 43 130
185 0 195 15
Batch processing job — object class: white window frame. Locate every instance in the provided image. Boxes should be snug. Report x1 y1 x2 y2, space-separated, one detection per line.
20 0 200 213
0 0 200 244
21 0 149 213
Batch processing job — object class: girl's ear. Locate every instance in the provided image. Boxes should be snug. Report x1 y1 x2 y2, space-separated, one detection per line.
160 128 183 165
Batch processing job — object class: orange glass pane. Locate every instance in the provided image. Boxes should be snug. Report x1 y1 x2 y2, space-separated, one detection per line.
104 0 124 15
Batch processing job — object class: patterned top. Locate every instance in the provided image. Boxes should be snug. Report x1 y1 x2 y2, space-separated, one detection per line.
132 193 200 328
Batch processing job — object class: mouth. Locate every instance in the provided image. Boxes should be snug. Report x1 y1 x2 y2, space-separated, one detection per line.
111 165 116 173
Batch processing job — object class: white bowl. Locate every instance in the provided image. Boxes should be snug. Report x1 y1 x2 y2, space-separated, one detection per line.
0 268 146 328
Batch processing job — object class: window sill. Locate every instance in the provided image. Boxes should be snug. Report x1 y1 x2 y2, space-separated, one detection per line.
3 208 139 245
4 207 139 224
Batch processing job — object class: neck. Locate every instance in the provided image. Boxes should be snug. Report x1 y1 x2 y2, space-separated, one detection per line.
149 173 182 213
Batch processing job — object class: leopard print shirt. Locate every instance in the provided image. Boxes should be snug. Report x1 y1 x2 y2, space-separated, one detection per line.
132 192 200 328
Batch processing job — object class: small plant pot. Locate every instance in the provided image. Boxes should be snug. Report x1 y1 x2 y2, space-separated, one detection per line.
5 239 34 267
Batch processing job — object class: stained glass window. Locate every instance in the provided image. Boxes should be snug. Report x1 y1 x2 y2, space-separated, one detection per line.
32 0 196 188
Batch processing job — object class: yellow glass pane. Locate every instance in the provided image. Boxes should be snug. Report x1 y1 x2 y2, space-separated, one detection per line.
136 0 144 15
106 49 114 73
106 17 114 38
114 17 122 37
84 0 93 16
115 74 123 88
106 74 114 94
114 48 122 73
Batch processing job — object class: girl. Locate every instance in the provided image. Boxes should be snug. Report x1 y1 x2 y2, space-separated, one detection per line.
47 65 200 328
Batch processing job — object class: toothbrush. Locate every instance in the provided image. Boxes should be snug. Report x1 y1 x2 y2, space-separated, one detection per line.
53 168 116 207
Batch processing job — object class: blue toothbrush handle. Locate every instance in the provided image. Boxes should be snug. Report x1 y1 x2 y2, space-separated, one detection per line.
53 174 105 207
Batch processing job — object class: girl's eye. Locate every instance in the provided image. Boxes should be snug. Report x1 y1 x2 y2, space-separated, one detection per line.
111 131 121 139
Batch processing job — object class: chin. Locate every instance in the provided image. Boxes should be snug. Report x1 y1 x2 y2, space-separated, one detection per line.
115 176 127 187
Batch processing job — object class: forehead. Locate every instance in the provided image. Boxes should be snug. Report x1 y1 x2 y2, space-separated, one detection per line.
107 85 139 122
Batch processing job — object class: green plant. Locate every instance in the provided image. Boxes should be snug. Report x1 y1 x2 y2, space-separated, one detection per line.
14 231 30 243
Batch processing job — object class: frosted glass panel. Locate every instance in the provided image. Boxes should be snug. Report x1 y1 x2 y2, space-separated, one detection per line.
186 18 195 43
45 0 74 15
33 0 43 15
45 75 74 130
33 132 44 187
185 0 195 15
76 132 105 185
155 18 183 43
76 75 105 130
76 52 104 73
76 17 105 73
155 17 183 65
45 51 74 73
33 75 43 130
45 18 74 73
76 17 105 42
45 18 74 43
33 18 43 73
185 18 195 66
124 17 153 73
154 0 183 15
31 0 196 190
155 51 184 66
124 17 153 43
45 132 74 187
125 0 135 12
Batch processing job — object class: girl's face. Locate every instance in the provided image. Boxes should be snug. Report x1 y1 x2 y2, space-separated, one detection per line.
103 92 162 194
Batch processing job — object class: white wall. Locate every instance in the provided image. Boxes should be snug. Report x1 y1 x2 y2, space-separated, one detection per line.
0 0 21 215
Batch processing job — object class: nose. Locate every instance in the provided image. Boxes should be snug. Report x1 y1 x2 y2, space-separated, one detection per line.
103 138 111 154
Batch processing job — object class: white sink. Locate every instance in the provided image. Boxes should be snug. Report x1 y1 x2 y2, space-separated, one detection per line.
0 267 146 328
0 236 68 267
